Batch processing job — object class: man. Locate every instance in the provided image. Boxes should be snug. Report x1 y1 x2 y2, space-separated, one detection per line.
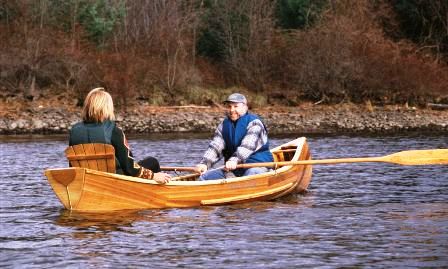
195 93 273 180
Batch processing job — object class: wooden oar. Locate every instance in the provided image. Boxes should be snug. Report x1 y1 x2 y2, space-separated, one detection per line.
237 149 448 169
171 173 201 181
161 149 447 173
161 166 197 172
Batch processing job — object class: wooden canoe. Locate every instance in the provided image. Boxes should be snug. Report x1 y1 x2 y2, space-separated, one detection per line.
44 137 312 212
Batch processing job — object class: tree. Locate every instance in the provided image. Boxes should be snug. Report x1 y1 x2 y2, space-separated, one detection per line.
275 0 327 29
392 0 448 61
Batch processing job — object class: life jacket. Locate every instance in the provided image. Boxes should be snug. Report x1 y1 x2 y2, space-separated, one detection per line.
222 113 273 166
69 120 121 172
69 120 115 145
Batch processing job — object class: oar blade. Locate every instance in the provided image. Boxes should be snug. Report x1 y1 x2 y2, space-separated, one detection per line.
387 149 448 165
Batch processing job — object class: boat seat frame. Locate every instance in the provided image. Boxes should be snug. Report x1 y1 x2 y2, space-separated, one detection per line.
65 143 116 173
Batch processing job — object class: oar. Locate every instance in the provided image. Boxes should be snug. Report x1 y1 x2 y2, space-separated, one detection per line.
172 173 201 181
161 166 226 174
161 166 197 172
237 149 448 169
161 149 447 173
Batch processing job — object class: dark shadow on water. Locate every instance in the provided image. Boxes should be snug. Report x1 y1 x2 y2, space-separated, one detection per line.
275 190 311 203
0 134 68 142
54 192 314 232
52 208 192 233
55 209 144 231
54 207 212 232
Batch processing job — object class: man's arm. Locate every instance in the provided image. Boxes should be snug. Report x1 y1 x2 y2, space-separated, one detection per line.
199 122 225 168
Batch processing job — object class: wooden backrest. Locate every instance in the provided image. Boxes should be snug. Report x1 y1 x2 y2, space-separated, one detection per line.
65 143 116 173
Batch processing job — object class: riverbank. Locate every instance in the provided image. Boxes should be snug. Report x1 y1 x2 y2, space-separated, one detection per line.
1 99 447 135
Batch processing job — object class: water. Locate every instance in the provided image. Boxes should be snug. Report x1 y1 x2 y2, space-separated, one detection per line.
0 134 447 268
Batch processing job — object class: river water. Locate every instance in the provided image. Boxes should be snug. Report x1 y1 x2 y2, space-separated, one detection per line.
0 134 447 268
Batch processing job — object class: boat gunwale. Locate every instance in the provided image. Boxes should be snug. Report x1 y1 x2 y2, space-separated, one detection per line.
45 137 307 186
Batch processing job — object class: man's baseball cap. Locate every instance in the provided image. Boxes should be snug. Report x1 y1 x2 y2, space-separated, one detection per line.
224 93 247 104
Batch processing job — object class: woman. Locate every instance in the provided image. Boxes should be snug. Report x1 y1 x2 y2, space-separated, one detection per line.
69 87 170 184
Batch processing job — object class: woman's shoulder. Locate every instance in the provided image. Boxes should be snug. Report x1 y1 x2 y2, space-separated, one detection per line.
70 121 84 129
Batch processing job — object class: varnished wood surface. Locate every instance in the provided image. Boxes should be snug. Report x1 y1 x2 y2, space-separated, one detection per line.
45 137 313 212
237 148 448 168
65 143 116 173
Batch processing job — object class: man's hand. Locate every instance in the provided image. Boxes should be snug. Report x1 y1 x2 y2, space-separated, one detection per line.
225 160 238 171
195 164 208 174
153 172 171 184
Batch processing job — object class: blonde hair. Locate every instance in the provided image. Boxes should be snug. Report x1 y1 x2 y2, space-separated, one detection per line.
81 87 115 122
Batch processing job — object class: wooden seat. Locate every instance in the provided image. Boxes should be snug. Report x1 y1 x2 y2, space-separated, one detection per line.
65 143 116 173
273 145 298 162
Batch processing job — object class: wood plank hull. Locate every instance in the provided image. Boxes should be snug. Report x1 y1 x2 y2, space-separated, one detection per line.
45 137 312 212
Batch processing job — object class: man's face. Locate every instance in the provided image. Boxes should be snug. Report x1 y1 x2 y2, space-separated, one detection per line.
226 102 247 121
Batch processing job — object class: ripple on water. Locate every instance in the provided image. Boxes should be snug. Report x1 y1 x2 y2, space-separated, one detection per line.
0 134 447 268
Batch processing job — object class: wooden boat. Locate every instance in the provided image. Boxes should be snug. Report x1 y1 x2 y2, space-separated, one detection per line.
44 137 312 212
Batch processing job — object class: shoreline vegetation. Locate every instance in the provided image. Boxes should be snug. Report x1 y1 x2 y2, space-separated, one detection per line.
1 1 447 136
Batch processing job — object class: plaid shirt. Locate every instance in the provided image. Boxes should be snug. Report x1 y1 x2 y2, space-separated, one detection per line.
200 118 268 168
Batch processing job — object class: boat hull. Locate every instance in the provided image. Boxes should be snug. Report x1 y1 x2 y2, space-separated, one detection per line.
45 137 312 212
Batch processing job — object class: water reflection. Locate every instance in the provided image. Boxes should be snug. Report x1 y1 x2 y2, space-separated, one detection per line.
54 197 313 231
55 209 143 233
